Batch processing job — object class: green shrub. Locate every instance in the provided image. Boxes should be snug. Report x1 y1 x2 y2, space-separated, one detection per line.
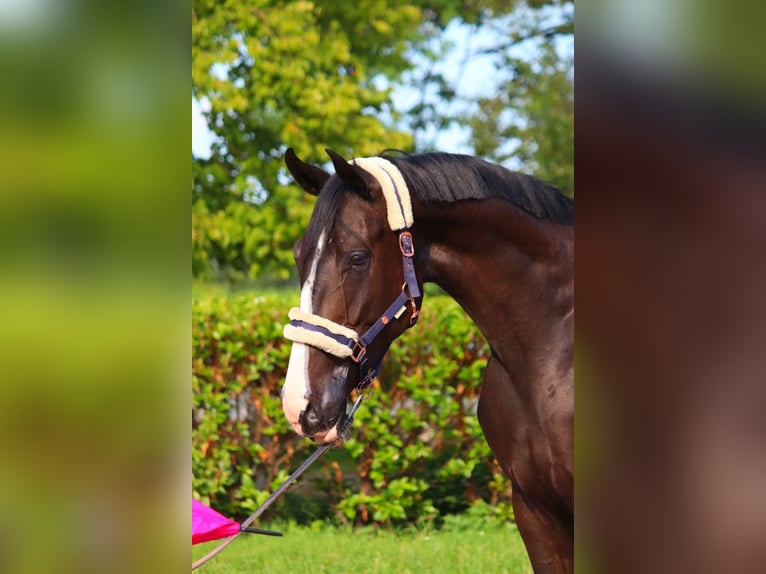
192 292 513 526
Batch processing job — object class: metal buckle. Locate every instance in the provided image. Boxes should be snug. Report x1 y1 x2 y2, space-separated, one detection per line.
350 342 366 364
409 298 420 326
399 231 415 257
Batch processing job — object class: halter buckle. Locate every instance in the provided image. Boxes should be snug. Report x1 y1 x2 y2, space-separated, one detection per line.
350 342 367 364
399 231 415 257
409 298 420 326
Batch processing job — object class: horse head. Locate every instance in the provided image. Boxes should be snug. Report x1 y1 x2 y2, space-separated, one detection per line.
281 148 422 443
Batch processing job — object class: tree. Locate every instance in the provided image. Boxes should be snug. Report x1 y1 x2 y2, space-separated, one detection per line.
192 0 423 280
399 2 574 193
466 41 574 194
192 0 573 281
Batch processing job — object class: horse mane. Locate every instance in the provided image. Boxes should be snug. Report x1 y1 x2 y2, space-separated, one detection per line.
382 152 574 226
302 152 573 260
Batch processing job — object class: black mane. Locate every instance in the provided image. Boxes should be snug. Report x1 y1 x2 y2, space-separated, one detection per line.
384 152 573 226
302 152 573 259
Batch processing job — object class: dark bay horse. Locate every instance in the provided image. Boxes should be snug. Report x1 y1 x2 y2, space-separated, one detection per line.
281 148 574 573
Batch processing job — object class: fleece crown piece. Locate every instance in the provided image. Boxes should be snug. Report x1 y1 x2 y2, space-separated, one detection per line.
350 156 413 230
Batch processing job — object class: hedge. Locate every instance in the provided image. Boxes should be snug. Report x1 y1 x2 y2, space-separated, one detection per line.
192 291 514 526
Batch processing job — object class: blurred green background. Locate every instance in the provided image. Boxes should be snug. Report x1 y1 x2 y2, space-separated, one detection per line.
0 2 187 573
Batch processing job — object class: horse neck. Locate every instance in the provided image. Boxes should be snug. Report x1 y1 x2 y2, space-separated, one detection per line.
414 197 573 379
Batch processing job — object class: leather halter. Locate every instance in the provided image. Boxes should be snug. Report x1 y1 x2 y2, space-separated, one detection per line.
284 229 420 390
283 157 420 390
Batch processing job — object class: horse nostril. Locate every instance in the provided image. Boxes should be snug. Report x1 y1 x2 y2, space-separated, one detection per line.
299 403 321 435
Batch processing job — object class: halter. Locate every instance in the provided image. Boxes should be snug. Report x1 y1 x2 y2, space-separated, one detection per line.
283 157 421 390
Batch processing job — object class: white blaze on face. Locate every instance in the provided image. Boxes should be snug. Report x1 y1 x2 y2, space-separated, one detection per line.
282 231 326 436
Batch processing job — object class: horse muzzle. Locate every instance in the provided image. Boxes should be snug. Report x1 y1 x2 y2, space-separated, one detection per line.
281 344 349 443
298 402 343 443
282 397 342 443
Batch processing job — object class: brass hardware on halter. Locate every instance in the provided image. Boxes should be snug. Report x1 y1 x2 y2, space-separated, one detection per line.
399 231 415 257
409 298 420 325
351 342 367 364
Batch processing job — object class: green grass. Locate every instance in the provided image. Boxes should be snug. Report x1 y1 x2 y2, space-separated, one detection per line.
193 521 531 574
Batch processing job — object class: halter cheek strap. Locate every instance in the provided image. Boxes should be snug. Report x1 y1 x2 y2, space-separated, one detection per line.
283 156 421 390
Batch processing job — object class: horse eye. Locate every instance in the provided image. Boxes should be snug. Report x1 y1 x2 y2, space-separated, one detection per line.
349 252 369 267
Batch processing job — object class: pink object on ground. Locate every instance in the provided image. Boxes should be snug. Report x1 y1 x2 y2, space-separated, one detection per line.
192 499 240 545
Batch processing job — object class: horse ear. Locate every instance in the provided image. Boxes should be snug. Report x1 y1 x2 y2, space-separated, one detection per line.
285 148 330 196
325 149 378 201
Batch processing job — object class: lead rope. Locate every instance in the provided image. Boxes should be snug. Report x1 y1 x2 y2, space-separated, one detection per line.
192 393 367 571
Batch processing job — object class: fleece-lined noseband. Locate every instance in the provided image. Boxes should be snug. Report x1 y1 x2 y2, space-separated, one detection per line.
282 156 421 390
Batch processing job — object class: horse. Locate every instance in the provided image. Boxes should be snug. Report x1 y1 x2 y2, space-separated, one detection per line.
280 147 574 573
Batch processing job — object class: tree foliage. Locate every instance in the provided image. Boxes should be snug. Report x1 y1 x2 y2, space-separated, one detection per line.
192 0 573 281
403 3 574 193
192 0 421 280
466 41 574 193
